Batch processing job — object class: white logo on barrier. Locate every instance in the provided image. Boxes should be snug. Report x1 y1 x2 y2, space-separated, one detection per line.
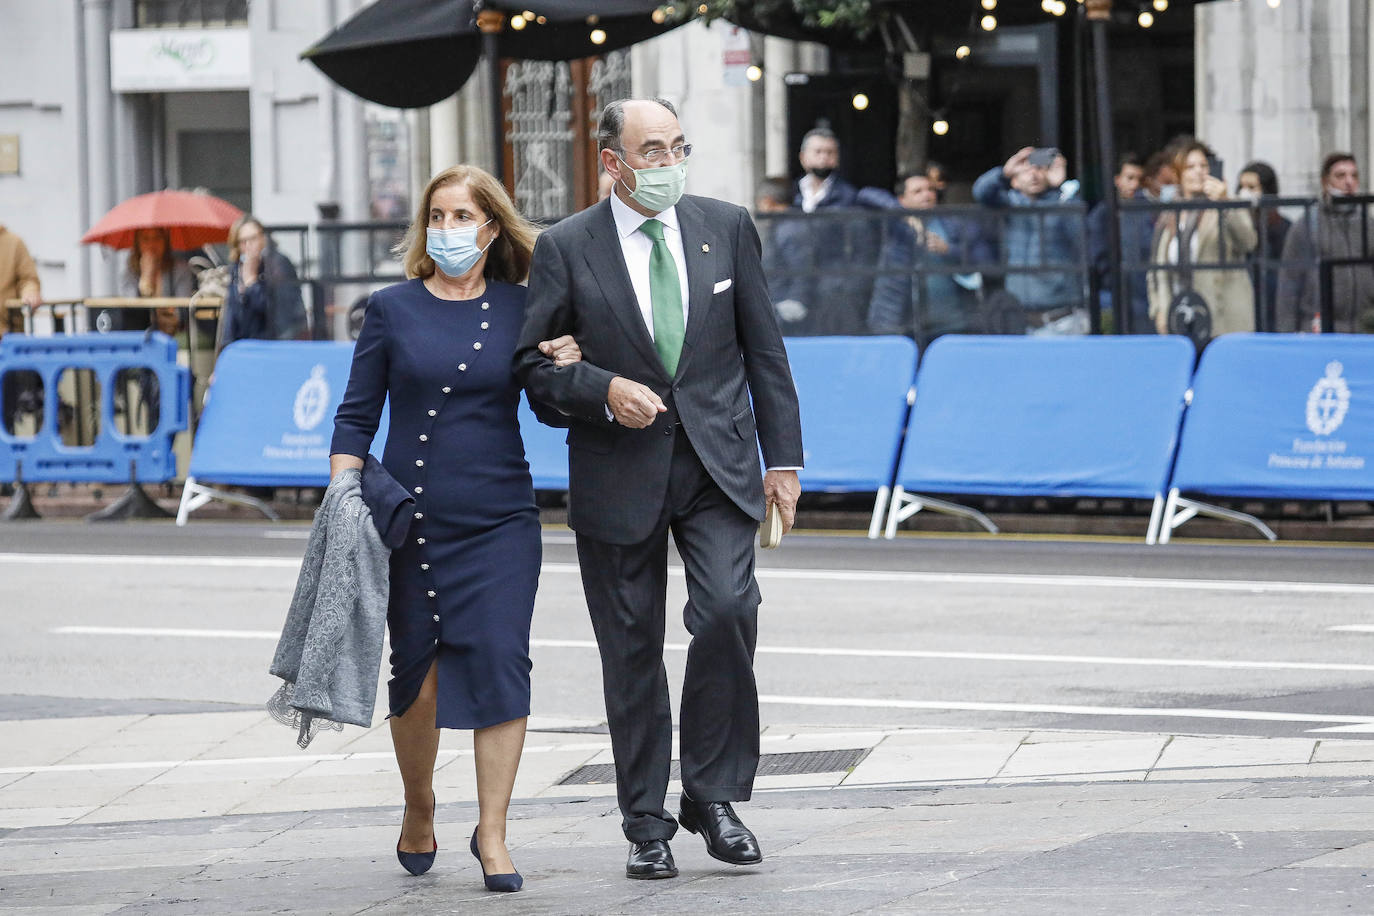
1305 361 1350 436
293 365 330 431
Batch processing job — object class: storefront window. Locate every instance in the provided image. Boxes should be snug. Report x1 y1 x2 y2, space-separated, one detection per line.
135 0 248 28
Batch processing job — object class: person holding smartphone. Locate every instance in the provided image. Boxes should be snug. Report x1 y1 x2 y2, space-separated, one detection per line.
1146 140 1257 341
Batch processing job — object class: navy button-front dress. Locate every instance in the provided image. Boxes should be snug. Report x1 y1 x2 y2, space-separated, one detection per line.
331 278 540 729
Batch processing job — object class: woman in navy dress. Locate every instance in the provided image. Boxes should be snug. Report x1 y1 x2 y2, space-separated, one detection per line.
329 165 578 889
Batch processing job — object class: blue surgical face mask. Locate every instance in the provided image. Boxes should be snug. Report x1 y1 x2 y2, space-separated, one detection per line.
426 219 494 277
1158 184 1179 202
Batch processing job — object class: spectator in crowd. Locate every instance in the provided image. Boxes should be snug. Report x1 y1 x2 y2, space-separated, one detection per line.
110 227 194 336
1276 152 1374 333
754 176 813 333
1147 140 1256 340
0 222 41 339
925 160 948 203
868 171 990 340
217 215 307 353
1142 150 1180 202
1088 154 1152 331
785 128 878 334
0 223 42 446
972 146 1087 335
794 127 858 212
1235 160 1291 321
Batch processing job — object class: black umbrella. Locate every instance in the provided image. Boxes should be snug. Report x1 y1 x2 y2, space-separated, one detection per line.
302 0 690 109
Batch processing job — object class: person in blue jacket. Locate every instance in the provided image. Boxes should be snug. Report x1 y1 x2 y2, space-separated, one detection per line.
973 146 1088 335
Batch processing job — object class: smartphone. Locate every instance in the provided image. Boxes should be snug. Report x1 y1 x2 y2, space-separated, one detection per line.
1027 147 1060 168
1207 154 1224 180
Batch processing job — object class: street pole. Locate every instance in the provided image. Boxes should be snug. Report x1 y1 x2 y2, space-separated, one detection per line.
476 8 506 186
1086 0 1125 334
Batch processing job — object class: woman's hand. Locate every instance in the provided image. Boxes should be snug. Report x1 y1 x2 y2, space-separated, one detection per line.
538 334 583 367
1203 176 1228 201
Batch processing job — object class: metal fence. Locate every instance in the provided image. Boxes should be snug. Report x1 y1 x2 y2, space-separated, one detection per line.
754 195 1374 348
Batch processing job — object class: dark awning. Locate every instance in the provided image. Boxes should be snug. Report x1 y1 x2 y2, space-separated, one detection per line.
302 0 691 109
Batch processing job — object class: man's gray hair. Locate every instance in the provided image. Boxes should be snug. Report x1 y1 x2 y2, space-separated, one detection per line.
597 98 678 152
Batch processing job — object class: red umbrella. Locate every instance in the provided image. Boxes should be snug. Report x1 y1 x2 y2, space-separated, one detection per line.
81 189 244 250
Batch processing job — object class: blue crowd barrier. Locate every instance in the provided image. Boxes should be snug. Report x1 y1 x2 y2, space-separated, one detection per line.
517 397 569 491
0 331 188 486
784 336 918 536
886 334 1197 540
1158 333 1374 541
177 340 388 522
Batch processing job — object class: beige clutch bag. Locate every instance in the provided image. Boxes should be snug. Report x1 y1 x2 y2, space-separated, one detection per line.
759 501 783 549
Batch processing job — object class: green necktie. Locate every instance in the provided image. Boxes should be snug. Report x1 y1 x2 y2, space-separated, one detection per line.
639 218 685 376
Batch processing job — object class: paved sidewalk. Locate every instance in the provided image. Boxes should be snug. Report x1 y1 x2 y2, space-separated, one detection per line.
4 714 1374 913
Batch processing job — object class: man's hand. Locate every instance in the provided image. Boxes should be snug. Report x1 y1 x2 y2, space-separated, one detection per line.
1047 154 1068 190
1202 175 1228 201
924 231 950 255
763 469 801 535
538 334 583 367
20 284 40 309
1003 147 1034 180
607 376 666 428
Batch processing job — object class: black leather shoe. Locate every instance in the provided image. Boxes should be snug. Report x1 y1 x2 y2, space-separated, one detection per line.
677 793 763 865
626 839 678 879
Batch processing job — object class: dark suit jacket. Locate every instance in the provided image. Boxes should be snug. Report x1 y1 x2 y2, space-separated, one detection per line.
514 195 804 545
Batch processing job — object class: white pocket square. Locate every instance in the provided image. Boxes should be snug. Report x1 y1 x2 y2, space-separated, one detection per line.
713 278 733 294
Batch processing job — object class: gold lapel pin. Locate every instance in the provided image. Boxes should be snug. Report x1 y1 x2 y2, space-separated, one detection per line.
701 243 710 252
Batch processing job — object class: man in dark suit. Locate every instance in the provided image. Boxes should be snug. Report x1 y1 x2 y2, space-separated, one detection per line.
515 98 803 880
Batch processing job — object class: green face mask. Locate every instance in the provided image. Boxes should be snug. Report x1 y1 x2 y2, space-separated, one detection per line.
616 154 688 213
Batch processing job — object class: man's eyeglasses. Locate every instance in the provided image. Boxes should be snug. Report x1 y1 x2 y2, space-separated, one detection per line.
616 144 693 166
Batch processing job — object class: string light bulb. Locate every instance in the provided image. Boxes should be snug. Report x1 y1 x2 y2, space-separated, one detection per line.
1152 0 1167 9
590 27 607 43
510 14 526 28
852 93 870 111
955 45 972 59
746 65 763 81
981 0 996 8
1266 0 1280 7
1138 10 1153 26
933 119 950 136
981 14 997 30
651 7 667 23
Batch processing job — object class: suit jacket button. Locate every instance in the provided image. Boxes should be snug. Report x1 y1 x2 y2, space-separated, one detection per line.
664 427 672 436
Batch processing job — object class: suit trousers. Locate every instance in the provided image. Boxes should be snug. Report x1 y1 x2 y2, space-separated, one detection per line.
575 426 762 843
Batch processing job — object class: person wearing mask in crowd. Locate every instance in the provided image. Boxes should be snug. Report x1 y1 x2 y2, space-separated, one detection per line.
1142 150 1180 202
793 127 857 212
787 128 875 333
0 223 40 339
1276 153 1374 333
1147 140 1256 340
1088 154 1152 332
111 227 194 336
868 171 990 340
753 176 812 333
217 215 307 353
1235 161 1291 323
973 146 1087 335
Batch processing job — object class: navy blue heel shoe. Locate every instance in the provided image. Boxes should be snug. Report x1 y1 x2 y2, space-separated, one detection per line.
470 833 523 892
396 797 438 876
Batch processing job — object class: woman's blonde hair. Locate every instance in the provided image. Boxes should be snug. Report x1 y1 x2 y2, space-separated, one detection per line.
227 214 267 263
396 165 539 283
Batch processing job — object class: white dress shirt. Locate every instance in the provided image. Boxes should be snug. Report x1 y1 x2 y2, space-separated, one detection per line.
798 174 834 213
609 190 690 340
